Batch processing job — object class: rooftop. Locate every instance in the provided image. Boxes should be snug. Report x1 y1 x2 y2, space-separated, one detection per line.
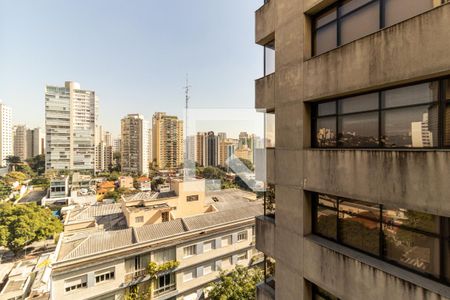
57 189 262 262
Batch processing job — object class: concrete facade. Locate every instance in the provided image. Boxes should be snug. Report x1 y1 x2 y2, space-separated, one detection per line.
254 1 450 299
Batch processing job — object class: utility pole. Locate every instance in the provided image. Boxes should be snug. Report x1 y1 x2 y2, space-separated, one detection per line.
183 74 191 178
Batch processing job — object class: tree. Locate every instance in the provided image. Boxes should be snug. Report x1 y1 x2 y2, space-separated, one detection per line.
4 156 21 172
151 177 165 191
0 203 63 255
5 171 29 183
0 180 12 200
208 266 263 300
26 155 45 175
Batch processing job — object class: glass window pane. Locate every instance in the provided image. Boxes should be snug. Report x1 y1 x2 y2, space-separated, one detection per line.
318 101 336 116
341 0 373 15
383 226 440 277
316 117 337 147
340 1 379 45
338 111 379 147
383 82 438 108
338 93 379 114
318 194 338 209
339 209 380 255
264 41 275 76
314 22 337 55
340 199 380 221
265 113 275 148
316 7 337 28
445 103 450 147
382 104 438 148
445 240 450 283
316 206 337 240
385 0 434 27
382 207 440 234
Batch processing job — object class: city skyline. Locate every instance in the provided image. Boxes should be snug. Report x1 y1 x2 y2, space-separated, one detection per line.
0 0 261 136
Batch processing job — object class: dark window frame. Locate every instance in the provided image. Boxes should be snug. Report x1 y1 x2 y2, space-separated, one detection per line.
312 78 449 149
312 192 450 285
311 282 341 300
311 0 446 56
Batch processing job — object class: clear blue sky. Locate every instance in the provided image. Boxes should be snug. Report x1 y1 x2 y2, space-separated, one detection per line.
0 0 262 137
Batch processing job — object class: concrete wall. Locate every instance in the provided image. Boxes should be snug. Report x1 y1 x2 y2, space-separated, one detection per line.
303 3 450 101
255 0 276 45
256 282 276 300
304 149 450 218
255 216 275 258
304 237 450 300
255 74 275 111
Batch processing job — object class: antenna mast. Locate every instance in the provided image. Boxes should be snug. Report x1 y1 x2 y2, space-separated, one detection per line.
184 74 191 176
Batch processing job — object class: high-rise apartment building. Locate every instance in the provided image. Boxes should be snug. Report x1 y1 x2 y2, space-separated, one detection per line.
148 127 153 166
121 114 149 175
0 102 12 168
45 81 98 172
13 125 27 161
206 131 219 167
26 127 45 159
95 126 113 173
255 1 450 299
152 112 183 170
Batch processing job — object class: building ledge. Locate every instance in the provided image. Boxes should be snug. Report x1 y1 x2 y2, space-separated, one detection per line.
255 215 276 257
305 235 450 299
256 280 276 300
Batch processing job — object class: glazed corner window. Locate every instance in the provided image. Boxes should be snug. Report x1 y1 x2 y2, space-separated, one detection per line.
264 40 275 76
312 193 450 284
187 195 199 202
312 0 439 56
312 80 441 148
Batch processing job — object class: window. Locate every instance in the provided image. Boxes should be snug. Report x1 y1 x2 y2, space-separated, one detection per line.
135 216 144 223
221 235 232 247
186 195 199 202
311 282 340 300
64 275 87 293
155 273 175 296
265 112 275 148
312 0 440 56
95 269 115 284
237 231 248 242
204 262 215 275
203 240 215 252
161 211 169 222
183 245 197 258
221 256 233 269
183 269 196 282
237 252 248 264
264 40 275 76
312 80 443 148
154 248 176 264
312 192 450 284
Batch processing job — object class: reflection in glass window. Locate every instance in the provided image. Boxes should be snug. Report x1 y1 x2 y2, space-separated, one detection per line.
382 105 438 148
314 22 337 55
318 101 336 116
341 0 373 15
338 93 378 114
384 227 440 277
316 7 337 27
382 83 437 108
382 207 440 234
264 41 275 76
316 206 337 240
445 102 450 147
340 1 379 45
385 0 434 27
338 112 379 147
316 117 336 147
265 112 275 148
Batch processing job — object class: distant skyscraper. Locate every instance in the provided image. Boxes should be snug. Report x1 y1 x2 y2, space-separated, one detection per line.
45 81 98 171
195 132 208 167
113 138 121 153
13 125 27 161
148 128 153 166
0 102 12 167
26 127 45 159
206 131 219 167
121 114 149 175
95 126 114 173
152 112 183 169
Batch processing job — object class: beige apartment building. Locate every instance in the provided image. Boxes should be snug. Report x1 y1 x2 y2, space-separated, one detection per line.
52 179 263 300
255 1 450 300
13 125 27 161
152 112 184 170
121 114 149 176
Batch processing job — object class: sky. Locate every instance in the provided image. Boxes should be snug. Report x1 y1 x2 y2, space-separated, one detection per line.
0 0 262 137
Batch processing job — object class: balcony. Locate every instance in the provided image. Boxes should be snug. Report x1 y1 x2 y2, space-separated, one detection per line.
255 0 275 45
303 3 450 101
256 278 275 300
255 73 275 111
256 215 275 257
124 269 147 284
303 149 450 217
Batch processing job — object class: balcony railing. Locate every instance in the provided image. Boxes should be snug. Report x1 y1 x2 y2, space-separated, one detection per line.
153 283 176 297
